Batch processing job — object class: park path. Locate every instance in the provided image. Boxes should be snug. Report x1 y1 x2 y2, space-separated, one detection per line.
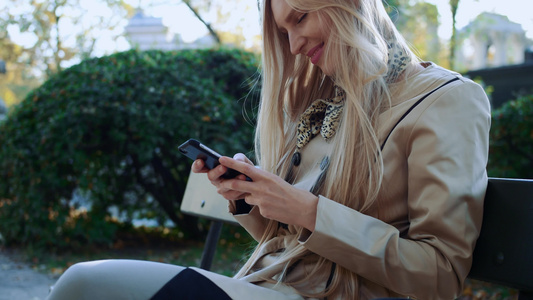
0 250 57 300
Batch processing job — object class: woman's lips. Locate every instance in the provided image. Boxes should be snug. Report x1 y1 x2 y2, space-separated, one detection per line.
306 42 324 65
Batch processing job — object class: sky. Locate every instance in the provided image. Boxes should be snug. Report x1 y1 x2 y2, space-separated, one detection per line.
137 0 260 44
145 0 533 43
4 0 533 55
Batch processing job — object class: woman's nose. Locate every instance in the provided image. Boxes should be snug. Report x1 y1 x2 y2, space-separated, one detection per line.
288 32 304 55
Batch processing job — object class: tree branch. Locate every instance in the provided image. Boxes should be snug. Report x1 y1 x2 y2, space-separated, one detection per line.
182 0 221 45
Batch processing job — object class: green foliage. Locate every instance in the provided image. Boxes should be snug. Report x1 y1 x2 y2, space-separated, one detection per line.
0 48 260 251
384 0 442 65
488 94 533 179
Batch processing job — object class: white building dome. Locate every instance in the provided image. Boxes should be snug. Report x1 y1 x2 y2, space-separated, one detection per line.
124 10 216 51
124 10 181 51
457 13 527 70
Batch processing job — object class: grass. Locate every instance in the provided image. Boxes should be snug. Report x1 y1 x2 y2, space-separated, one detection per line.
6 223 519 299
15 222 256 279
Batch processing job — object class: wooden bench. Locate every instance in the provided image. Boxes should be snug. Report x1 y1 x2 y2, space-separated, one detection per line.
181 171 239 270
181 172 533 298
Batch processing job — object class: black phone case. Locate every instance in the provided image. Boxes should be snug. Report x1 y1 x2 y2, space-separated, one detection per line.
178 139 241 179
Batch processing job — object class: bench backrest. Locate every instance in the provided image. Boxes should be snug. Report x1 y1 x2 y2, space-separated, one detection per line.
468 178 533 297
181 170 238 224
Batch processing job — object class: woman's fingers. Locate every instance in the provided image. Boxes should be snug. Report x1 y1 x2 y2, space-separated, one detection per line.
233 153 254 165
191 159 207 173
219 156 258 180
217 156 318 230
191 154 256 201
217 189 248 201
204 164 227 182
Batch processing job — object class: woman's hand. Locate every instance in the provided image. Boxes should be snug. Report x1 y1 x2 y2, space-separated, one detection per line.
191 153 253 203
216 156 319 232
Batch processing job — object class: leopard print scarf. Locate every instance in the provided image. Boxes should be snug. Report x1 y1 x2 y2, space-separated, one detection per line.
290 40 411 167
292 86 345 166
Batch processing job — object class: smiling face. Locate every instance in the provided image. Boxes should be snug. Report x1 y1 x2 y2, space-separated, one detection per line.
270 0 333 75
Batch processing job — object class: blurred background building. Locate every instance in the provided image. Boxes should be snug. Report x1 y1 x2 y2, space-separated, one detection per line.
124 9 216 51
456 12 533 108
457 12 527 70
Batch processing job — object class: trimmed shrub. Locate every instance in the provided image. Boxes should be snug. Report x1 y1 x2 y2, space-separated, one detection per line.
0 48 260 251
488 94 533 179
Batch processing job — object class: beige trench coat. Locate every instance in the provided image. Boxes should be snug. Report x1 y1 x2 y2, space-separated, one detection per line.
200 63 491 300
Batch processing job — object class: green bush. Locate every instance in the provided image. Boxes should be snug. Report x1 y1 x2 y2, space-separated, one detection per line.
0 48 260 251
488 94 533 179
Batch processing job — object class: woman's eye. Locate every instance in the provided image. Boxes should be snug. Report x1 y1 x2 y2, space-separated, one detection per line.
297 13 308 24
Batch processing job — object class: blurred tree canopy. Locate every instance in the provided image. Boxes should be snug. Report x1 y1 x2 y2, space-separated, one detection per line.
0 31 41 107
0 48 260 251
385 0 443 65
0 0 262 107
0 0 134 75
0 0 134 107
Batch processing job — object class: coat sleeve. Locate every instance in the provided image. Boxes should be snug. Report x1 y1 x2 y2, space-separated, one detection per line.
232 204 270 242
297 79 491 299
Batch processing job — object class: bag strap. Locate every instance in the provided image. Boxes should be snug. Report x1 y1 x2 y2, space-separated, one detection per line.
380 77 460 151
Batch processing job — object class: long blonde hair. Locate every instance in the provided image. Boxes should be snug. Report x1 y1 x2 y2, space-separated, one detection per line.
235 0 420 297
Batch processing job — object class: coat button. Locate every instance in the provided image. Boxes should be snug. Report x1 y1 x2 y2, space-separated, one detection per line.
292 152 301 166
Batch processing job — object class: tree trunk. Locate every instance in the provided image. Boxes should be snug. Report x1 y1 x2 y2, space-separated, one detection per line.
449 0 460 69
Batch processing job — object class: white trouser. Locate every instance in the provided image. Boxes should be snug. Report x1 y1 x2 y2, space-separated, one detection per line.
47 259 184 300
46 259 304 300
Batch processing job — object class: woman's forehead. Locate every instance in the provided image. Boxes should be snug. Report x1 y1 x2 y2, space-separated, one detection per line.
270 0 290 25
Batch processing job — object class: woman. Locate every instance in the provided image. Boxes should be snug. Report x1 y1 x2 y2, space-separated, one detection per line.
47 0 491 299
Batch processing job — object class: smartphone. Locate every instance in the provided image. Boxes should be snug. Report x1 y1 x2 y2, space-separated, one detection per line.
178 139 242 179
